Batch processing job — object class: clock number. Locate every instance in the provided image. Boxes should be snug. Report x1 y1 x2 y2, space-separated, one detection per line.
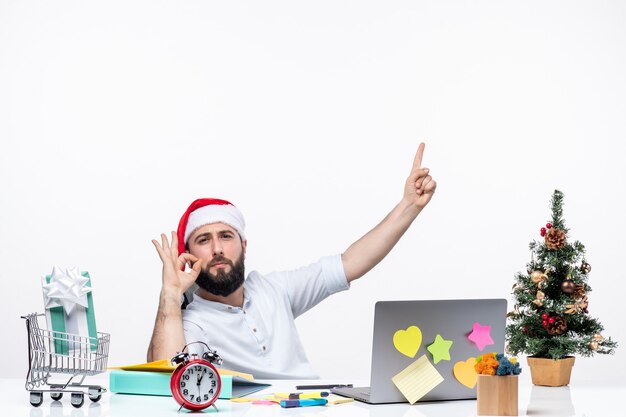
190 394 195 401
195 365 202 372
183 389 188 395
208 388 214 394
208 372 214 378
204 394 209 401
196 397 201 403
180 381 186 388
211 380 216 387
182 374 190 380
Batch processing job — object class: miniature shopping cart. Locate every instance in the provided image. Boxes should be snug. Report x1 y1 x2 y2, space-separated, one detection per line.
22 313 110 408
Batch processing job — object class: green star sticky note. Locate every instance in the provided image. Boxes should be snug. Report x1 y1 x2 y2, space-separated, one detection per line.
427 334 453 364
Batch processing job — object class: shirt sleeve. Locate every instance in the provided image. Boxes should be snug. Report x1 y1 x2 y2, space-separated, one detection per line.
268 254 349 318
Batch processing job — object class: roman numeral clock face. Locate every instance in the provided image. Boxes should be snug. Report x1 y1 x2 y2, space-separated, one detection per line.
171 360 221 410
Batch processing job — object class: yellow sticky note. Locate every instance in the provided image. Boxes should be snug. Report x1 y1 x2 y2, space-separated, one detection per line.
391 355 444 404
393 325 423 358
325 394 354 405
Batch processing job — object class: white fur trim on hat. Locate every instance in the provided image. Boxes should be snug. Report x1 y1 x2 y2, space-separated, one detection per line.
184 204 246 244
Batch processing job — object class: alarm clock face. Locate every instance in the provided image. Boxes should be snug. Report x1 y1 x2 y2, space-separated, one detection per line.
173 360 221 409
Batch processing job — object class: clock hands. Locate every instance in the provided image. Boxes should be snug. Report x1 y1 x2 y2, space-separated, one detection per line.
196 372 206 399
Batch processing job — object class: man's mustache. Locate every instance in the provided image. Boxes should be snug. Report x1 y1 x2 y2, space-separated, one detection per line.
208 256 234 268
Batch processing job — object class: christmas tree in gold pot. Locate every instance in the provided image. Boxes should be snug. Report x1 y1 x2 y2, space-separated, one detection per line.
506 190 617 386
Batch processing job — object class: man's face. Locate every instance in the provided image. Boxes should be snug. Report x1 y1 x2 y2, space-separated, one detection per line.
187 223 247 296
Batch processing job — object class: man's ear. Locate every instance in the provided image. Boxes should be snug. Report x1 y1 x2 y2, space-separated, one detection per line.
242 239 247 255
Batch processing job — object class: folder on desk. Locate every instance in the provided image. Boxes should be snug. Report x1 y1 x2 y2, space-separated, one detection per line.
110 359 254 380
109 370 271 399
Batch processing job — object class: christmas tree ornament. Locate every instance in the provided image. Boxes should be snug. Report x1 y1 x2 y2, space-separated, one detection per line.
545 316 567 335
573 284 586 300
564 296 588 314
561 279 575 294
593 333 604 343
530 271 548 288
580 260 592 274
540 227 547 237
544 228 567 250
590 341 599 351
580 296 589 313
546 223 552 229
532 291 545 307
564 303 576 314
541 313 548 320
506 305 521 318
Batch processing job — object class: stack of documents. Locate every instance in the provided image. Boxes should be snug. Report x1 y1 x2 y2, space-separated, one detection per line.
109 360 270 399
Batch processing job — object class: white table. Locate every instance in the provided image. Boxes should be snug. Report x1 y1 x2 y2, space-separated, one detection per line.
0 372 624 416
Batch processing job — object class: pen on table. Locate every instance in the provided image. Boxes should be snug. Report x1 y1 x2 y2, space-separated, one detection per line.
280 398 328 408
275 391 330 399
295 384 353 390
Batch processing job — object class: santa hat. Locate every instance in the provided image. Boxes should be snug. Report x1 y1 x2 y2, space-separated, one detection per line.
177 198 246 254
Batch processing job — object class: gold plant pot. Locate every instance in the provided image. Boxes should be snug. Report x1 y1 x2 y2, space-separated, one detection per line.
527 356 575 387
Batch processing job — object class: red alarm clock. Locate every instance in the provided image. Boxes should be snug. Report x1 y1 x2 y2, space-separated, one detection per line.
170 342 222 412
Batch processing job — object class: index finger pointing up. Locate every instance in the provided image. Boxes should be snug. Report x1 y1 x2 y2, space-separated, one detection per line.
412 142 425 169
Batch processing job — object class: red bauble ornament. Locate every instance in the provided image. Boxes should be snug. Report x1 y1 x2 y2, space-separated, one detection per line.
540 227 547 237
546 223 552 229
541 313 548 320
542 320 548 326
548 317 555 324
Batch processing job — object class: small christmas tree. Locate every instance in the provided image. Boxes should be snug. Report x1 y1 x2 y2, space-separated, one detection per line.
506 190 617 359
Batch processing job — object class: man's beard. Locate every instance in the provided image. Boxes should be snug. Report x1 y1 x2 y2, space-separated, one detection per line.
195 253 245 297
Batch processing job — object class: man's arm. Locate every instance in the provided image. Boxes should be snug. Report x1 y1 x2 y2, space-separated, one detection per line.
341 143 436 282
147 232 201 362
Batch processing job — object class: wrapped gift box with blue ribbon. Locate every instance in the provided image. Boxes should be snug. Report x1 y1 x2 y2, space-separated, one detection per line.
41 266 98 355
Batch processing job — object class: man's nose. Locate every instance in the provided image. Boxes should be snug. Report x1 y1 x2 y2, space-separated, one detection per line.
211 239 224 256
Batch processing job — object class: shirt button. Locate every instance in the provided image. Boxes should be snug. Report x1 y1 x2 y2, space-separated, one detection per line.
262 346 266 351
253 328 257 332
228 307 232 310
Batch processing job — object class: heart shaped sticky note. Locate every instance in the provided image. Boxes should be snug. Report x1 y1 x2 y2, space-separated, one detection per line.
453 357 477 389
393 326 422 358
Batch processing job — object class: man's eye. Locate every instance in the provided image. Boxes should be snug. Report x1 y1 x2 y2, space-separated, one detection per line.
223 234 233 239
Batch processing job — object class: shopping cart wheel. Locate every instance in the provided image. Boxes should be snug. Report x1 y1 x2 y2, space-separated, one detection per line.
88 386 102 402
70 392 84 408
29 391 43 407
50 391 63 401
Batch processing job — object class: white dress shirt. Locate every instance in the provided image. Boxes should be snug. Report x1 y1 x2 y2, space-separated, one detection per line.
182 254 349 379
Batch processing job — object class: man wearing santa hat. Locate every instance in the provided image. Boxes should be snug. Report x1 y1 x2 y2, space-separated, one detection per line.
147 143 436 379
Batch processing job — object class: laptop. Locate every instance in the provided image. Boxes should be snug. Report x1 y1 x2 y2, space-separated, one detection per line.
332 299 507 404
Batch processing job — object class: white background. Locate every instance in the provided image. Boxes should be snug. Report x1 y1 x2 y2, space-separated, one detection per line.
1 0 624 383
